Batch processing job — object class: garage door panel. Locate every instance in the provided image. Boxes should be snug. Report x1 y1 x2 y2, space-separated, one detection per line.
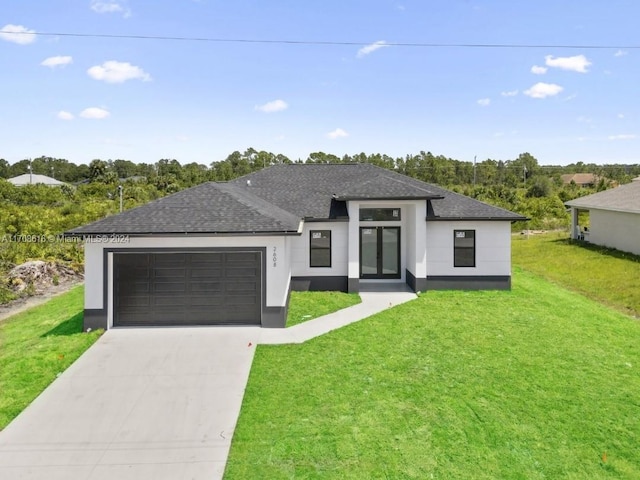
189 296 225 307
225 282 259 293
118 296 151 308
190 268 223 279
114 251 261 326
190 281 223 293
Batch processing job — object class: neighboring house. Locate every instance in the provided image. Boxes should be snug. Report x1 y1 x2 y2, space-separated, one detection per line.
67 163 526 330
560 173 600 187
566 177 640 255
7 173 66 186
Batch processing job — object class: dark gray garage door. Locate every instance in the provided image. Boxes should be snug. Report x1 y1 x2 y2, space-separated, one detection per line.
114 251 261 327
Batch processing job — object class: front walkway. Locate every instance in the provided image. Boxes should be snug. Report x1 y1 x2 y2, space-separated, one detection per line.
0 288 417 480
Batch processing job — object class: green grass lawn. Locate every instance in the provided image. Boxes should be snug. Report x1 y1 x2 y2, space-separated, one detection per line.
513 231 640 318
287 291 361 327
225 269 640 479
0 286 102 430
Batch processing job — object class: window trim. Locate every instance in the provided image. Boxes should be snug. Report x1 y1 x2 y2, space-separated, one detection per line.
453 229 476 268
310 230 332 268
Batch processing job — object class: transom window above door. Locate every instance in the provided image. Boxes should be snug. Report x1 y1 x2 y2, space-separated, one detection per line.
359 208 401 221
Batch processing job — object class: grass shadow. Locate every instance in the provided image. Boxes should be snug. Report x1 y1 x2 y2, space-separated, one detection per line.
552 237 640 263
41 311 84 337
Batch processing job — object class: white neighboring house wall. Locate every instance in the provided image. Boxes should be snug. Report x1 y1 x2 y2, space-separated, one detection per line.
588 209 640 256
84 235 291 328
426 221 512 276
289 222 349 276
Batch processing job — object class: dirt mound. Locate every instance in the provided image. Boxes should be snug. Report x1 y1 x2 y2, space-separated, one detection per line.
7 260 83 294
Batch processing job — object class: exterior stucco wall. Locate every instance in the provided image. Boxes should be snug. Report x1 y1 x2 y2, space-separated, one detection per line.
290 222 348 276
425 221 512 276
84 235 292 326
589 209 640 255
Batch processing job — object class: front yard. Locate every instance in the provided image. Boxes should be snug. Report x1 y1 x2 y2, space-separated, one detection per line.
0 286 102 430
225 268 640 479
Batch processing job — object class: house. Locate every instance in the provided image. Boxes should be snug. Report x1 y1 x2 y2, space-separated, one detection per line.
560 173 601 187
566 177 640 255
67 163 527 330
7 173 66 186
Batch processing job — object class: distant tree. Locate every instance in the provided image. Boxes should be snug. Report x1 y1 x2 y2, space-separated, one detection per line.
112 159 138 179
526 176 552 198
0 159 9 178
88 159 107 181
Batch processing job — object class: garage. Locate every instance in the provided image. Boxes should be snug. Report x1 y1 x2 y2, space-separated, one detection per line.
113 251 262 327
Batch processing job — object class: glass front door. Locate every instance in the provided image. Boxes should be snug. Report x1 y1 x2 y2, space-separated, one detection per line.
359 227 400 279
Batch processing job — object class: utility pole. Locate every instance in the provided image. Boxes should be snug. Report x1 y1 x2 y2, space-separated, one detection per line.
28 160 32 184
523 165 528 187
473 155 477 188
118 185 123 213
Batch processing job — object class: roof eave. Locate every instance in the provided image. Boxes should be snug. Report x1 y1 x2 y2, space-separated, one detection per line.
336 195 444 201
64 230 302 237
425 216 529 222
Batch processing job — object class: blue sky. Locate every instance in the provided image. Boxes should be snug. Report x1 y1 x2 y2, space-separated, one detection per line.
1 0 639 166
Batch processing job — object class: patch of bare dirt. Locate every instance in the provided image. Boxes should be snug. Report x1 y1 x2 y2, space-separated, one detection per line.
0 261 84 323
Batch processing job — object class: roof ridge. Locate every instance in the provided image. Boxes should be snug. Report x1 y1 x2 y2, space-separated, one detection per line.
216 183 301 227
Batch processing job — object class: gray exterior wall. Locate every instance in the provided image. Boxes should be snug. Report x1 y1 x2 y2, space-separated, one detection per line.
291 276 348 292
425 275 511 290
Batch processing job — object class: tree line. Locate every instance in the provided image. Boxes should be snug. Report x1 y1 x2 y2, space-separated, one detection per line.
2 149 639 191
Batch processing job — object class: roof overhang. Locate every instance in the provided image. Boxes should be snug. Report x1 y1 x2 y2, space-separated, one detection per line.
336 195 444 201
425 216 529 222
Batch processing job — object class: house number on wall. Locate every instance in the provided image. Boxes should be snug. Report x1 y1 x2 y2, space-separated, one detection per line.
272 246 277 267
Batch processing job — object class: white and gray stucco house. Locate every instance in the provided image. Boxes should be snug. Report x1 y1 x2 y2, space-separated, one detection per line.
67 163 527 330
566 176 640 255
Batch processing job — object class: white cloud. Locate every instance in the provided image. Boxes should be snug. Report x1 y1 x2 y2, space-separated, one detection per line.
357 40 389 58
80 107 110 119
531 65 548 75
614 50 628 57
87 61 151 83
618 113 625 119
477 98 491 107
327 128 349 139
545 54 592 73
0 24 37 45
41 55 73 68
57 111 74 120
608 134 636 141
524 82 564 99
255 99 288 113
91 1 131 17
501 90 518 97
577 116 592 124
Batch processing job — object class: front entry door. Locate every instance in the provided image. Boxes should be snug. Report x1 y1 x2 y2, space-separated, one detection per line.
360 227 401 279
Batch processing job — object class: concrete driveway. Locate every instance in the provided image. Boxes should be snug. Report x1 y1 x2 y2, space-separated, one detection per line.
0 327 258 480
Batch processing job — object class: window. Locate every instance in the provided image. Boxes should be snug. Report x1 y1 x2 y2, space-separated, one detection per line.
310 230 331 267
454 230 475 267
359 208 401 221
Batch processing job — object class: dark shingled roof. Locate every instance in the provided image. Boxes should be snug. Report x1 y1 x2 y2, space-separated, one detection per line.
67 163 526 235
231 164 526 221
68 182 302 235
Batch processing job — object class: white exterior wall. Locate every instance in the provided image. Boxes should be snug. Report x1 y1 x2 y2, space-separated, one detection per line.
426 221 512 276
84 235 292 326
589 209 640 255
290 222 348 276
